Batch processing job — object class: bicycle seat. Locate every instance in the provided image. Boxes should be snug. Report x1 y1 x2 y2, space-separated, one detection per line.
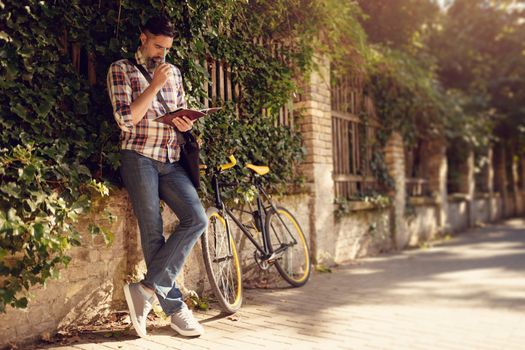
246 164 270 176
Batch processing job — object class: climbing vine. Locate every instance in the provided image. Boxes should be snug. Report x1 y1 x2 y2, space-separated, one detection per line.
0 0 366 311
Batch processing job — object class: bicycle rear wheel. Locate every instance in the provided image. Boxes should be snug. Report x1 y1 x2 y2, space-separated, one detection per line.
201 207 243 314
265 206 311 287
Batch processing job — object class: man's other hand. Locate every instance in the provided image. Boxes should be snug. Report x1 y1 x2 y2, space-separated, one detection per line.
172 116 193 132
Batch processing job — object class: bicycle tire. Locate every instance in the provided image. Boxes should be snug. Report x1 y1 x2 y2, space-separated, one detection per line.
265 206 311 287
201 207 243 314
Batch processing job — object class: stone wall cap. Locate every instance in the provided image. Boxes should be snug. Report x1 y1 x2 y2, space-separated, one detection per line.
447 193 469 202
341 200 391 212
408 196 438 206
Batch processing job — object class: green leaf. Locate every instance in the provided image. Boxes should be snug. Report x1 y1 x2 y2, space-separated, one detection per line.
0 31 12 42
32 223 44 240
33 99 53 117
14 297 28 308
314 264 332 273
21 164 37 180
10 103 27 119
1 182 20 199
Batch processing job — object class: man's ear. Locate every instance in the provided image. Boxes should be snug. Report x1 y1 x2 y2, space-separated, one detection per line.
140 32 147 46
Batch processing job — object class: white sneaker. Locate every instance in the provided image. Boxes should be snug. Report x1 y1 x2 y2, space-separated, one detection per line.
170 303 204 337
123 283 155 338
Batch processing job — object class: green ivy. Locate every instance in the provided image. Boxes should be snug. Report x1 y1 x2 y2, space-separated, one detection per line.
197 104 306 204
1 0 369 312
0 144 111 312
334 193 391 218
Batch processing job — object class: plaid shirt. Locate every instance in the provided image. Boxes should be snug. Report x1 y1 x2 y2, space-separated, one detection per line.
107 49 187 163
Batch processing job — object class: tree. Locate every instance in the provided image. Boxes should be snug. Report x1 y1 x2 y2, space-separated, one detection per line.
356 0 440 49
428 0 525 146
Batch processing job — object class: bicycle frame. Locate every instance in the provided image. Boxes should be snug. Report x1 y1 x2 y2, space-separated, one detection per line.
211 173 277 260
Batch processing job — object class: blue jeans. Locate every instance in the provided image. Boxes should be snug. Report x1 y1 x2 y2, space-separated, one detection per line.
120 150 207 315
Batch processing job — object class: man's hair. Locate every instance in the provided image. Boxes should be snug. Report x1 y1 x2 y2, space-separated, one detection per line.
142 15 175 37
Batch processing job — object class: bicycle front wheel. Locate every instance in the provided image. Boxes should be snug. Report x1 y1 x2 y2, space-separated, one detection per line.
265 207 311 287
201 207 243 314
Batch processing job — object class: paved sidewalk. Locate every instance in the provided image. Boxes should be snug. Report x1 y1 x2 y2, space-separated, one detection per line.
39 219 525 350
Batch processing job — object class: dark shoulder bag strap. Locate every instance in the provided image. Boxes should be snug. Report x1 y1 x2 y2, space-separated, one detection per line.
128 58 187 143
128 58 171 113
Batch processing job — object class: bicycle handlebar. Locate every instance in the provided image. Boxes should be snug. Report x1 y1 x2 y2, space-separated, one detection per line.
218 155 237 172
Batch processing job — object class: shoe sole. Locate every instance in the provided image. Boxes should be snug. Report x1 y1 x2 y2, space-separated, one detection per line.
170 322 204 337
123 284 148 338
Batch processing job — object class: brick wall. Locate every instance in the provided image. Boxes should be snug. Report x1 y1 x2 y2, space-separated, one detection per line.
384 132 408 249
420 137 449 231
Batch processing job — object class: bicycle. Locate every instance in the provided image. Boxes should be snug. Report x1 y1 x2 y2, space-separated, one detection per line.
200 155 311 314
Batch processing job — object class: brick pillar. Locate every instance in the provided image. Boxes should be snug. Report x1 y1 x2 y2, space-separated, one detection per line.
420 137 449 232
494 143 508 217
487 147 495 194
294 54 335 265
487 146 495 221
520 156 525 215
511 148 522 215
384 132 408 249
458 149 475 226
520 156 525 190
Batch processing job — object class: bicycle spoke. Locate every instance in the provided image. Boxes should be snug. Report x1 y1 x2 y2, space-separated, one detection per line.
266 208 310 286
216 231 237 302
203 209 242 313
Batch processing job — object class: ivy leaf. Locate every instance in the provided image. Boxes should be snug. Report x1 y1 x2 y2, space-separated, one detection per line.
33 98 53 117
32 223 44 240
88 224 100 235
13 297 28 308
0 31 12 42
109 38 119 52
1 182 20 199
24 199 37 212
21 164 37 181
10 103 27 119
18 47 32 58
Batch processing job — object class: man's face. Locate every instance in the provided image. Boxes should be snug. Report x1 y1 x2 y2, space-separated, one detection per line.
140 31 174 69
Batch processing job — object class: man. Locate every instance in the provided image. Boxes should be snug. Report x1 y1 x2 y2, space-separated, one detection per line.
107 15 207 337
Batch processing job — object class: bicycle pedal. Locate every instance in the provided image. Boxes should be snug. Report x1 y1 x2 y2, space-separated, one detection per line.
254 251 271 271
266 253 277 262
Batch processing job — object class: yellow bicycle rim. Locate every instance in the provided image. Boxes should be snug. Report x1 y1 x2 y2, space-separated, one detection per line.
277 209 310 283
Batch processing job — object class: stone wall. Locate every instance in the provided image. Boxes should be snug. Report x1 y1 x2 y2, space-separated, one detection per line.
405 199 439 246
333 207 392 262
446 197 469 233
0 190 132 346
473 196 492 224
0 189 315 346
